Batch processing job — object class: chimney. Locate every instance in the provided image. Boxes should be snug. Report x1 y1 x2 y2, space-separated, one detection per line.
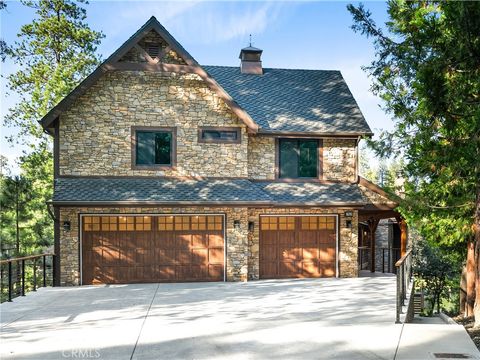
239 43 263 75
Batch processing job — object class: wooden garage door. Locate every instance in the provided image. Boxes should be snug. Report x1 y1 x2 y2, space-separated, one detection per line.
81 215 224 284
259 216 337 279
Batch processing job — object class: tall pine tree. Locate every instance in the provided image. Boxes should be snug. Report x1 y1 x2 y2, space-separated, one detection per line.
348 1 480 321
5 0 104 143
2 0 103 255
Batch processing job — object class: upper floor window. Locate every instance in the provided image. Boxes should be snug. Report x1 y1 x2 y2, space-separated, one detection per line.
132 127 176 169
279 139 319 178
198 127 241 144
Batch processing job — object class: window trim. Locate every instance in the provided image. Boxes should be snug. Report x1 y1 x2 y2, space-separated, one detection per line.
131 126 177 170
198 126 242 144
275 137 323 181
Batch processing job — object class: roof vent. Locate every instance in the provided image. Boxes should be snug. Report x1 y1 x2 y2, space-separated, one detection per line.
145 43 160 59
239 36 263 75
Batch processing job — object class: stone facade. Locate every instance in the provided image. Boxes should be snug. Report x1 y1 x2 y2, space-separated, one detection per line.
375 220 391 272
59 71 248 178
359 184 397 206
323 138 357 182
247 208 358 279
59 207 249 285
248 135 275 179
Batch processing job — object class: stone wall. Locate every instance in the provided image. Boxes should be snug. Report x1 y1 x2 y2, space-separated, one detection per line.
58 206 248 285
59 71 248 177
248 136 275 179
375 220 391 272
323 138 357 182
247 208 358 279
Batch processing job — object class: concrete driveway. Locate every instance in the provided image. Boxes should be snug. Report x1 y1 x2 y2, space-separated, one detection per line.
1 276 477 360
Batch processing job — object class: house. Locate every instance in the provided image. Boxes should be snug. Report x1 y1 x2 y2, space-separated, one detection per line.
40 17 404 286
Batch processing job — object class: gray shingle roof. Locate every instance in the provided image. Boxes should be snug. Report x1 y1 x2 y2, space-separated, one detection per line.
52 178 366 206
203 66 372 135
53 178 271 204
254 182 365 205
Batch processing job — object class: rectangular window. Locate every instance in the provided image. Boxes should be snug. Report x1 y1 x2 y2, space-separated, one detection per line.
279 139 318 178
132 127 176 168
198 127 241 144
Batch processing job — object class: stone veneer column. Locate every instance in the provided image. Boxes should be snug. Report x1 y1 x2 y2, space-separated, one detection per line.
338 211 359 277
225 208 249 281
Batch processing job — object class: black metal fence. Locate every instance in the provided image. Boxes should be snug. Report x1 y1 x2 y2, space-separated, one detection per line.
381 247 401 273
0 254 56 303
358 247 401 273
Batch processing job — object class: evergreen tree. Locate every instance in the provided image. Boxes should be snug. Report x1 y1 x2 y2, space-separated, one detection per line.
348 1 480 321
2 0 103 256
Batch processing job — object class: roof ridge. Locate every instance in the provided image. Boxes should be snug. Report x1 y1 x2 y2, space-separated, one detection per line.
203 65 341 72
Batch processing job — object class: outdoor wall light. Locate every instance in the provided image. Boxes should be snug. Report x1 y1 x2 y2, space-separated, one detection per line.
346 220 352 229
234 220 241 230
344 211 353 218
63 221 71 232
248 221 255 232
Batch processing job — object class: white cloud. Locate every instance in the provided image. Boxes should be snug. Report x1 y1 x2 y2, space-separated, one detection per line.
116 1 288 45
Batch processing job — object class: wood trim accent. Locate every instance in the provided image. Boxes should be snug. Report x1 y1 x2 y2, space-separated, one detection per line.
54 118 60 179
197 126 242 144
274 138 280 179
134 44 158 64
105 62 198 73
398 218 408 257
131 126 177 170
276 138 322 181
319 139 324 180
157 45 171 62
258 130 374 138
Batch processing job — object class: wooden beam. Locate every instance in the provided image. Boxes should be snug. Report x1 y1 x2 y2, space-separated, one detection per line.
157 45 171 62
368 218 380 273
134 44 156 64
398 218 408 257
105 62 198 73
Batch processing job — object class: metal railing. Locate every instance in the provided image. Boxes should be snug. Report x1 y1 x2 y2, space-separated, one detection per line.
358 246 370 271
381 247 401 273
395 249 413 323
0 253 56 303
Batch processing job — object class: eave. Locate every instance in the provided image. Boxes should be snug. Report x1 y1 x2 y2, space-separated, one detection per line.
256 129 374 138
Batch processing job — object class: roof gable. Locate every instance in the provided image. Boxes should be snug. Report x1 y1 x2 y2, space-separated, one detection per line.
40 17 258 132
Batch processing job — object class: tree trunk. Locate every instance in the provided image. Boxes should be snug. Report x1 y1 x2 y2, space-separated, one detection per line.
467 242 475 316
473 184 480 326
460 266 467 316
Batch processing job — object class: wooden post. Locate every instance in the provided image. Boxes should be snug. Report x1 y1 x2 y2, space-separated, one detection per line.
466 242 475 316
399 219 408 257
368 218 380 273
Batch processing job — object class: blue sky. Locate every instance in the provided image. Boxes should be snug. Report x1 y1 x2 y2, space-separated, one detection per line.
1 1 392 172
